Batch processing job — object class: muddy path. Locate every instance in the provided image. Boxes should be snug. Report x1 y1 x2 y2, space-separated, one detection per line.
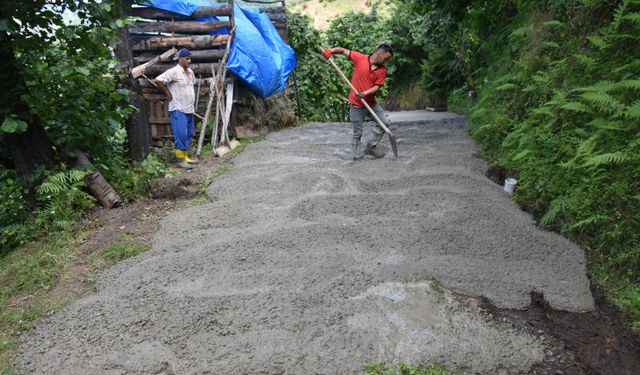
19 113 614 374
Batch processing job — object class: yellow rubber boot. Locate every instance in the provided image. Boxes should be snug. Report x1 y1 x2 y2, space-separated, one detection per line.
183 151 199 164
175 150 193 170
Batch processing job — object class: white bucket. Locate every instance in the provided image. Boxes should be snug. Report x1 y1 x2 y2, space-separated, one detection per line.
503 178 517 195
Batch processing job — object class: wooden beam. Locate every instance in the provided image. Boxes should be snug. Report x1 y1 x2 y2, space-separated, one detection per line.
267 14 287 22
125 5 231 20
131 47 176 78
260 6 286 14
192 6 233 18
134 49 225 64
130 20 230 34
133 34 229 51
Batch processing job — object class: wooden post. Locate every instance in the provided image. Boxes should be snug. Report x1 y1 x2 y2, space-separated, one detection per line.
292 69 301 118
197 27 235 157
229 0 235 30
114 22 152 162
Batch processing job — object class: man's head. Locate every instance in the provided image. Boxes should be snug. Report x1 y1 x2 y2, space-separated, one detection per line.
372 43 393 65
176 48 191 68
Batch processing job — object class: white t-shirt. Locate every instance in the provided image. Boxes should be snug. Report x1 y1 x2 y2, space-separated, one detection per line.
156 64 196 114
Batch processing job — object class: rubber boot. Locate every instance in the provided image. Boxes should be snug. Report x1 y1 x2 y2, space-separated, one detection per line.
183 151 199 164
351 142 361 161
175 150 193 170
364 129 385 159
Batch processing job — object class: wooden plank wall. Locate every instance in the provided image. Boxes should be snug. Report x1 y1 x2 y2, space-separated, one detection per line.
122 1 288 140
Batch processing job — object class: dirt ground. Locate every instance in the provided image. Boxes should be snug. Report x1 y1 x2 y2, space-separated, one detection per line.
15 114 640 374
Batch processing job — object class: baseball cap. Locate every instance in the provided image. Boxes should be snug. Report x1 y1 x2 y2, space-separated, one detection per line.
174 48 191 60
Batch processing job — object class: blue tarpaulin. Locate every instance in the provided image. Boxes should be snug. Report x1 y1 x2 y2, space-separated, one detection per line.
139 1 296 98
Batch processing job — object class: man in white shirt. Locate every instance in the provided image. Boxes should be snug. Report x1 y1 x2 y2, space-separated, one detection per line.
155 48 198 169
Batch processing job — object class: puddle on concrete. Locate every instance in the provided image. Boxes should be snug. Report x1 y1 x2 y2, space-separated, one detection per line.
349 282 545 374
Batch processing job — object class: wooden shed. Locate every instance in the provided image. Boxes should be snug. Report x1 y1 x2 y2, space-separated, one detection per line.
115 0 289 158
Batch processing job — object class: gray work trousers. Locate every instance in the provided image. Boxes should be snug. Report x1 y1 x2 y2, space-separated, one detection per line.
349 103 390 146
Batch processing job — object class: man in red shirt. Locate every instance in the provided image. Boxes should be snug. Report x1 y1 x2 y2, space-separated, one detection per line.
323 44 393 160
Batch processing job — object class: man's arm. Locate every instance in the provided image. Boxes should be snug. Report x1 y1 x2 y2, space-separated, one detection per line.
323 47 350 59
359 85 381 98
154 79 172 102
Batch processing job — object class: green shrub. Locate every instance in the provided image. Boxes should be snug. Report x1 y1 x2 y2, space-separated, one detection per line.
105 153 175 203
33 169 95 235
0 169 30 254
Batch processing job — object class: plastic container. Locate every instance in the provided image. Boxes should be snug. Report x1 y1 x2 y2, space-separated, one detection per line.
503 178 517 195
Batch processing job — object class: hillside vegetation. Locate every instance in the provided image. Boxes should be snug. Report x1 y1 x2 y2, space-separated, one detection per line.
288 0 388 29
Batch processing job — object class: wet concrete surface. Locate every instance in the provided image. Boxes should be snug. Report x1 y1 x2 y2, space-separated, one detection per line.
18 112 595 374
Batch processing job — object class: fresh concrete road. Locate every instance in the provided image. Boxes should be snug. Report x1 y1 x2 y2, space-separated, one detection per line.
19 112 594 374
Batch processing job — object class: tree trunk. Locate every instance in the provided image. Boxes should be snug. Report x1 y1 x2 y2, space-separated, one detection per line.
0 32 56 185
114 25 152 162
73 150 121 209
132 35 229 51
459 29 478 104
130 20 229 34
135 49 225 64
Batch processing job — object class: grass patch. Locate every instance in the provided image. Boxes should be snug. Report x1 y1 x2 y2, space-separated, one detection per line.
95 236 149 264
430 278 445 296
231 135 264 157
590 260 640 331
364 362 458 375
199 143 214 159
196 163 231 196
187 195 211 207
0 232 86 373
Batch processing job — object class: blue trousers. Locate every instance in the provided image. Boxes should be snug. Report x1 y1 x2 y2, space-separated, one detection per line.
169 111 194 150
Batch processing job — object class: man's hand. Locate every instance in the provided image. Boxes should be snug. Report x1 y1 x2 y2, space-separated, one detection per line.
322 48 332 59
356 92 366 99
166 93 173 102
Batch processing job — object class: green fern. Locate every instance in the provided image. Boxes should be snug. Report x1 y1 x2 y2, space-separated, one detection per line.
560 101 592 113
512 149 533 161
540 197 567 226
623 12 640 25
574 80 616 93
580 91 617 109
543 20 564 28
585 118 627 131
566 215 610 232
587 35 609 49
573 54 597 70
626 101 640 119
613 60 640 74
37 170 86 196
583 152 629 167
531 106 554 117
576 134 599 156
495 83 517 91
509 25 531 39
610 0 631 32
617 79 640 90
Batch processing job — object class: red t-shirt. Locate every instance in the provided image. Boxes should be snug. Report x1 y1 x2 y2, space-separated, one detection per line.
347 51 387 107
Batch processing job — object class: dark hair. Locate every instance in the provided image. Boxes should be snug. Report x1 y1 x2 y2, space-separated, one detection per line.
376 43 393 56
